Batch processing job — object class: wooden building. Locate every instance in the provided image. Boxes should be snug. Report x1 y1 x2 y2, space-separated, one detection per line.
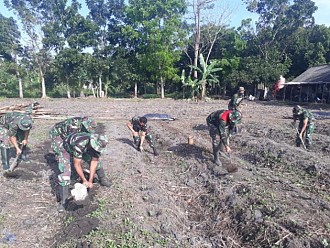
282 64 330 103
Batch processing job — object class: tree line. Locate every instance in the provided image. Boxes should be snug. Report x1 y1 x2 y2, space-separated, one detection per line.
0 0 329 99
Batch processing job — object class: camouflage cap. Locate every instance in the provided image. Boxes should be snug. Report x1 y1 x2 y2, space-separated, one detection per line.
90 134 108 153
229 110 242 124
18 115 33 130
82 117 97 133
293 105 303 115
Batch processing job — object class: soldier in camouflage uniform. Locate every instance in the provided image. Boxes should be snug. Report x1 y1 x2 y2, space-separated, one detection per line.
0 112 33 173
228 86 245 110
49 116 97 158
292 105 315 149
57 132 111 212
127 116 159 156
206 109 242 166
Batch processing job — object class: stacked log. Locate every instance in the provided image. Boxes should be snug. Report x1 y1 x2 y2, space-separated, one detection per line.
0 102 53 117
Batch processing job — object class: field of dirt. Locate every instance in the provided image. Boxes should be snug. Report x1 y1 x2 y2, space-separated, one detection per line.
0 97 329 248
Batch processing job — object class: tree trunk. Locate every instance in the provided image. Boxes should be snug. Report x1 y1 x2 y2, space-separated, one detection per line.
201 80 207 98
66 78 71 98
17 70 23 99
160 76 165 99
134 82 138 98
39 65 47 98
98 74 103 98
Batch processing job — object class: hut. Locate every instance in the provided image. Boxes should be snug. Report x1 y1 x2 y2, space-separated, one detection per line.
283 64 330 103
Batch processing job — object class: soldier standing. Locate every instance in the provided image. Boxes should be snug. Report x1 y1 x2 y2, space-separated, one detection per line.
57 132 111 212
292 105 315 149
228 86 245 110
206 109 242 166
127 116 159 156
0 112 33 173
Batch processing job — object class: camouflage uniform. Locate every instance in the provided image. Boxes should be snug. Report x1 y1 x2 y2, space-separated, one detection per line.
294 108 315 148
0 112 31 148
0 112 33 171
206 110 242 165
57 132 110 212
50 117 97 156
130 116 157 152
228 87 245 110
58 132 103 186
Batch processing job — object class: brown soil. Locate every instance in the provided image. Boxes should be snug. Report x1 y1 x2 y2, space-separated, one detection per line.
0 98 329 248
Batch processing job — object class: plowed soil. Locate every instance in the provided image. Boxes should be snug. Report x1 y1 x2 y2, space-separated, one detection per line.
0 98 329 248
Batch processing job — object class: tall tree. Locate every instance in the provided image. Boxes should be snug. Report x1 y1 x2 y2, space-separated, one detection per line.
4 0 52 98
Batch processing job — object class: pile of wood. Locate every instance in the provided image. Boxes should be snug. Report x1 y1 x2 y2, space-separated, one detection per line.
0 102 53 117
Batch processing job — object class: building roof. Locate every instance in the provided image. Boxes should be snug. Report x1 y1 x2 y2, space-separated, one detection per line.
286 64 330 85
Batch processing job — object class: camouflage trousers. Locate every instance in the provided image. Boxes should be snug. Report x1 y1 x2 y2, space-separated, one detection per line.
57 146 102 186
206 122 229 148
133 133 155 148
296 121 315 148
49 128 62 155
0 125 25 148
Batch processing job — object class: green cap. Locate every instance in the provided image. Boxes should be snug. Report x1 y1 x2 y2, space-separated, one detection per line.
229 110 242 124
82 117 97 133
18 115 33 130
90 134 108 153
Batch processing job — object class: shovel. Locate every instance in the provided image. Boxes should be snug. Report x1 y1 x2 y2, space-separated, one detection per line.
8 145 26 173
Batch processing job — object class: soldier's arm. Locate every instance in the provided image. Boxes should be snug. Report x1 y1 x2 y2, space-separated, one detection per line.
22 130 30 146
10 135 22 155
300 118 308 136
73 157 93 188
88 157 98 185
139 131 146 148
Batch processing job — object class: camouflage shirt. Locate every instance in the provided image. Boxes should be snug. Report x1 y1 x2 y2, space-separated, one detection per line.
131 116 148 132
53 117 88 139
63 132 97 159
294 109 314 123
207 110 234 144
228 93 244 110
0 112 29 137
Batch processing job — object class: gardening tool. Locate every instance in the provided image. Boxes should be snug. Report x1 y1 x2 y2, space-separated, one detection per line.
295 127 307 150
8 145 27 173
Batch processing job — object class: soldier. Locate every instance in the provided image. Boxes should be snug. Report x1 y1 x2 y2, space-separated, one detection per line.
228 86 245 110
292 105 315 149
206 109 242 166
57 132 111 212
0 112 33 173
49 116 97 158
127 116 159 156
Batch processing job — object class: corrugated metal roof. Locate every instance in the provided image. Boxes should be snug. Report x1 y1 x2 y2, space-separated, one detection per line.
286 64 330 85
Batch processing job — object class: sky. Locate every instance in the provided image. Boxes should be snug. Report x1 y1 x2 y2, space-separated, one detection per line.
0 0 330 29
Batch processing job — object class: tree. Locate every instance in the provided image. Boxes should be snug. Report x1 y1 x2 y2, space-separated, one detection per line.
4 0 53 98
0 14 24 98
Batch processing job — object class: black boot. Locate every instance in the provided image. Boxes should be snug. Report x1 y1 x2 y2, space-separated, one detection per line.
96 168 112 187
212 144 221 166
58 185 69 213
152 147 159 156
1 148 10 172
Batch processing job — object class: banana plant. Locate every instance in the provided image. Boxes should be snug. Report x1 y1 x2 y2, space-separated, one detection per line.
187 54 222 98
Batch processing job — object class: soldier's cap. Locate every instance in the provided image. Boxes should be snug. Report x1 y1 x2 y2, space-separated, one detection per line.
239 87 245 92
90 134 108 153
229 110 242 124
82 117 97 133
293 105 303 115
18 115 33 130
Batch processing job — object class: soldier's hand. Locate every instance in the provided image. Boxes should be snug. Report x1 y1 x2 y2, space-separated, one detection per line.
16 148 22 156
225 146 232 153
83 181 93 188
22 140 28 146
138 146 144 152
